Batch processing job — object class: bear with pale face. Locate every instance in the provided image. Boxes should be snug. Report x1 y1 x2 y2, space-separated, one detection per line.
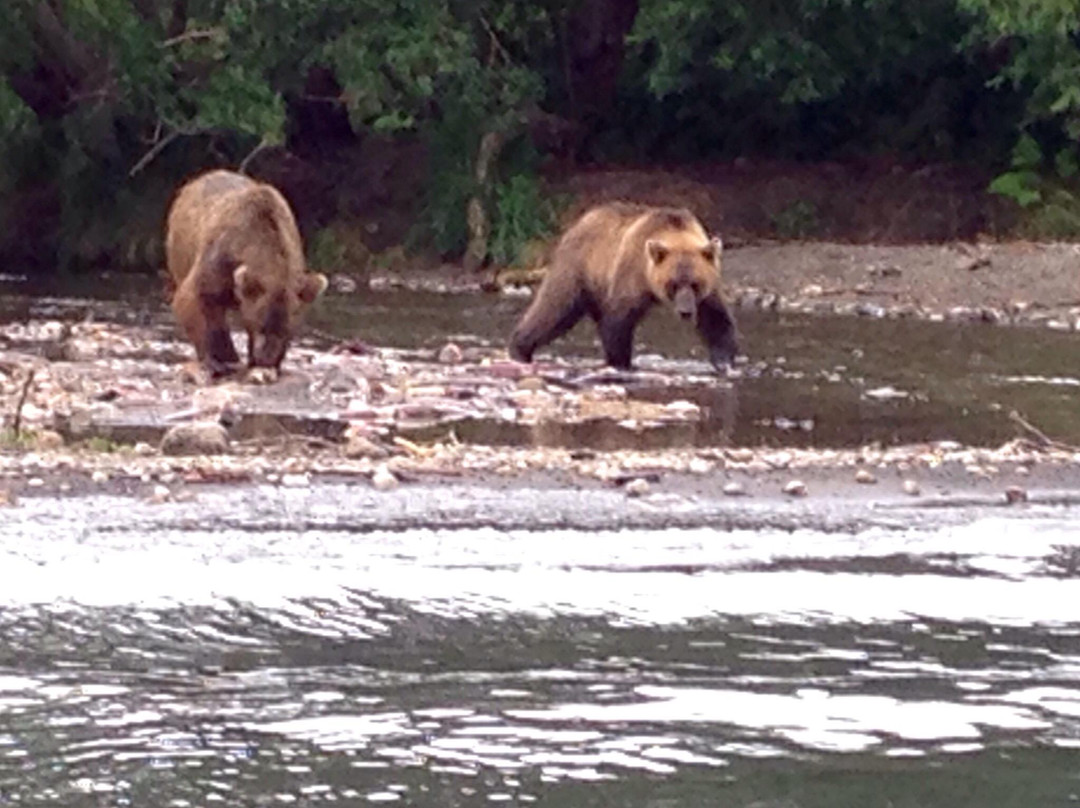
165 170 328 378
509 203 738 370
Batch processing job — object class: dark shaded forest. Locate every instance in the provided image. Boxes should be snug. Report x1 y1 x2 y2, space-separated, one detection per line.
1 0 1079 276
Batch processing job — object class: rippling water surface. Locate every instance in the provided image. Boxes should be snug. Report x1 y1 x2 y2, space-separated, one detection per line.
3 499 1080 807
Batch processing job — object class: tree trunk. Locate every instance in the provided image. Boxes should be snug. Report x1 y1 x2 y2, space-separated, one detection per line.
168 0 188 39
7 1 109 120
463 130 504 272
566 0 639 122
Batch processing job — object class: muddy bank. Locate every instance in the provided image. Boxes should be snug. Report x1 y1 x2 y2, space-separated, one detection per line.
370 240 1080 332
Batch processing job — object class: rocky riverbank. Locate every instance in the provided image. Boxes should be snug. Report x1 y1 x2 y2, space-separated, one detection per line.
2 310 1079 513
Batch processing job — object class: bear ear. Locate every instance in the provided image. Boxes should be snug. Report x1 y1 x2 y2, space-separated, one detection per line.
233 265 265 299
298 272 329 304
646 239 669 265
703 236 723 264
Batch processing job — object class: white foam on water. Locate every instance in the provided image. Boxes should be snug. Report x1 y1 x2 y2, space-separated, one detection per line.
2 515 1079 627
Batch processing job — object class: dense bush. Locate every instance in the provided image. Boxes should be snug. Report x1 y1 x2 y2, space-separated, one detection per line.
0 0 1078 274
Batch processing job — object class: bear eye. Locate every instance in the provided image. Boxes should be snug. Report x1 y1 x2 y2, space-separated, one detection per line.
665 280 678 298
690 281 701 296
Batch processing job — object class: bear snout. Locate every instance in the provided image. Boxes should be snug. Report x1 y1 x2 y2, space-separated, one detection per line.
250 333 290 369
672 286 698 320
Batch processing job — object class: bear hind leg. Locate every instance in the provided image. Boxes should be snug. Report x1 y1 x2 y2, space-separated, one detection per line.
509 278 588 363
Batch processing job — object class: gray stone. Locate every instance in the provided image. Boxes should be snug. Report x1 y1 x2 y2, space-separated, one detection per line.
343 435 390 460
160 422 229 456
438 343 464 364
782 479 808 497
372 465 398 491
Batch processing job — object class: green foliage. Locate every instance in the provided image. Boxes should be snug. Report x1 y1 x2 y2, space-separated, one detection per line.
0 429 34 451
308 223 372 275
771 200 820 239
0 0 562 270
489 173 560 266
413 104 480 257
989 170 1043 207
81 436 124 453
4 0 1080 272
0 80 33 140
960 0 1080 231
0 80 36 189
622 0 1007 162
308 228 350 274
990 132 1080 236
1025 188 1080 238
989 133 1045 207
960 0 1080 134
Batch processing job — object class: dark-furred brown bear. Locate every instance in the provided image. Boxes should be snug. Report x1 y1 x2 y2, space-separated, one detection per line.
509 203 738 370
165 169 328 378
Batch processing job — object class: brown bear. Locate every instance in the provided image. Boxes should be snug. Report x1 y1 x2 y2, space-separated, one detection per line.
165 169 328 378
509 203 738 371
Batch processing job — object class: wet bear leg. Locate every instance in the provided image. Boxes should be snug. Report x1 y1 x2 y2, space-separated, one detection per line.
598 309 646 370
696 294 739 370
509 279 588 363
172 276 240 377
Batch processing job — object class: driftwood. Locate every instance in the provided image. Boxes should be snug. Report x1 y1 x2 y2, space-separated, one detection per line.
11 368 35 436
1009 409 1080 453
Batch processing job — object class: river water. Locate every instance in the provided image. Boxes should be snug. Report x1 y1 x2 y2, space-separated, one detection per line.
2 278 1080 805
2 484 1080 807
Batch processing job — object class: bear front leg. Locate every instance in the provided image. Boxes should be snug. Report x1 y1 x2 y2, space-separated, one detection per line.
172 277 240 378
200 311 241 378
598 310 644 370
509 276 587 363
696 294 739 370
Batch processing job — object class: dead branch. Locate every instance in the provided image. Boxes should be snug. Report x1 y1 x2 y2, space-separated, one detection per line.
160 28 222 48
12 368 35 436
478 15 514 67
238 138 271 174
129 129 181 177
1009 410 1080 453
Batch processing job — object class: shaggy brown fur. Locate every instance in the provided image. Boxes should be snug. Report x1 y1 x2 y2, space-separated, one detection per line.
165 170 328 377
509 203 738 370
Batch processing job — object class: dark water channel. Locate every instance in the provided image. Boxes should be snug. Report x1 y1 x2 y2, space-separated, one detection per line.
3 277 1080 806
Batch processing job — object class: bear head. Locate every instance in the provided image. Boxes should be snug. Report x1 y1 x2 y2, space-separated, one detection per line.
233 265 328 368
644 225 723 322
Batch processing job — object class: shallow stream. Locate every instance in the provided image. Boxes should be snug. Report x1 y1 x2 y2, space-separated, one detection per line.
5 276 1080 449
